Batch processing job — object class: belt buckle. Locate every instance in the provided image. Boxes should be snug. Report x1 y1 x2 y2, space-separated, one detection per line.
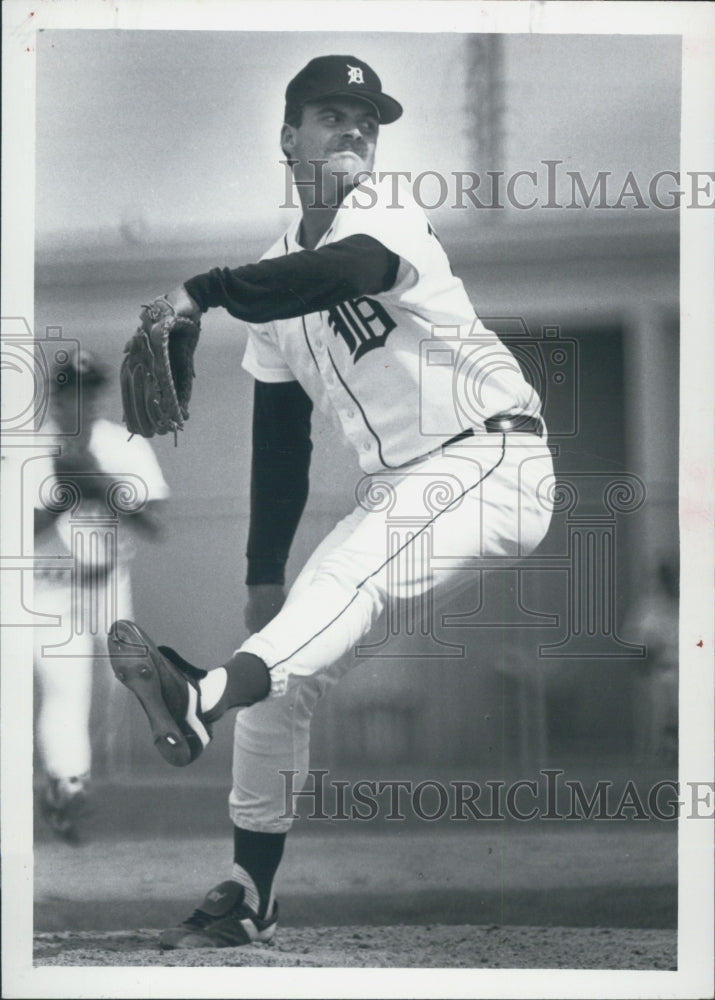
485 412 544 437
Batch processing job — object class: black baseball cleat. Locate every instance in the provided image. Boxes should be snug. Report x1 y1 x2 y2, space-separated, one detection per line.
107 620 213 767
159 880 279 950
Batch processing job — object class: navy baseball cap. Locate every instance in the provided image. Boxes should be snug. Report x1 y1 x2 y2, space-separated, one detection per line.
285 55 403 125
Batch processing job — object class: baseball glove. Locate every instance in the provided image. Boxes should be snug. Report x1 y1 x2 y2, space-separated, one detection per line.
120 295 200 441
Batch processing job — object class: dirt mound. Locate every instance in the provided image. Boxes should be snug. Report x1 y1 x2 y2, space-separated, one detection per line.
35 924 676 969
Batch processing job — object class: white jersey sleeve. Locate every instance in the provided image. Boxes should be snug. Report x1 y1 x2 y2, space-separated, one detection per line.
89 419 170 501
30 419 170 506
242 319 297 384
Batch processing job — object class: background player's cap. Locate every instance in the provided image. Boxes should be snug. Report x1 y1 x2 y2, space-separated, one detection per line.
285 55 403 125
51 349 109 395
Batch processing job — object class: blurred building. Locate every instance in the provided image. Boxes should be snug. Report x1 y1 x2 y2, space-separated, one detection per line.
34 31 680 781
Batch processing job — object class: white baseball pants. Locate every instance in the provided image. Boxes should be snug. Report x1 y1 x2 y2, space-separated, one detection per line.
231 433 554 832
34 564 133 780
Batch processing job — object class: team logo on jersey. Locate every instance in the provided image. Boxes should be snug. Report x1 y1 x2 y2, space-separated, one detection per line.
328 297 396 363
346 64 365 85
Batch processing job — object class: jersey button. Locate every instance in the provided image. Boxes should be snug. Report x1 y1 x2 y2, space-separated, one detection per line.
363 442 372 451
347 409 355 419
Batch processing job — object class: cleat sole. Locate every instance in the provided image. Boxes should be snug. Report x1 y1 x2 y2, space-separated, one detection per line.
108 620 192 767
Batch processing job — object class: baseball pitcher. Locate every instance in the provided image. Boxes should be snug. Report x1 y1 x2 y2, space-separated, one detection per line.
109 55 554 949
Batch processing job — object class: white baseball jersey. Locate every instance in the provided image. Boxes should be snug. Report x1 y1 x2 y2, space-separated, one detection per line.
242 175 541 473
32 417 170 561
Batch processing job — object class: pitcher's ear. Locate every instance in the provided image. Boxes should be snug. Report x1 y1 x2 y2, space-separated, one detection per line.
281 123 296 154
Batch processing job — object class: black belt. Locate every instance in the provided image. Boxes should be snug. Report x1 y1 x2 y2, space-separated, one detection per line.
484 412 545 436
445 413 545 448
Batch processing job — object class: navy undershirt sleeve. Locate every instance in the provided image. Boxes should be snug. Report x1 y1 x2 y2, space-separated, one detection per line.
184 234 399 323
246 380 313 586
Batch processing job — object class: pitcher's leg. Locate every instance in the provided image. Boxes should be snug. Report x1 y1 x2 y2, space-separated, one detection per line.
109 440 553 769
221 659 351 931
229 661 351 833
240 439 553 688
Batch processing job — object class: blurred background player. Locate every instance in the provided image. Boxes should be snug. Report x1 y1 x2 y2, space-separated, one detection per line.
33 351 169 843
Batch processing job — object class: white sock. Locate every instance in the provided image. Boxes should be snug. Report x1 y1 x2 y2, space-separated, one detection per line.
231 862 260 914
198 667 227 713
